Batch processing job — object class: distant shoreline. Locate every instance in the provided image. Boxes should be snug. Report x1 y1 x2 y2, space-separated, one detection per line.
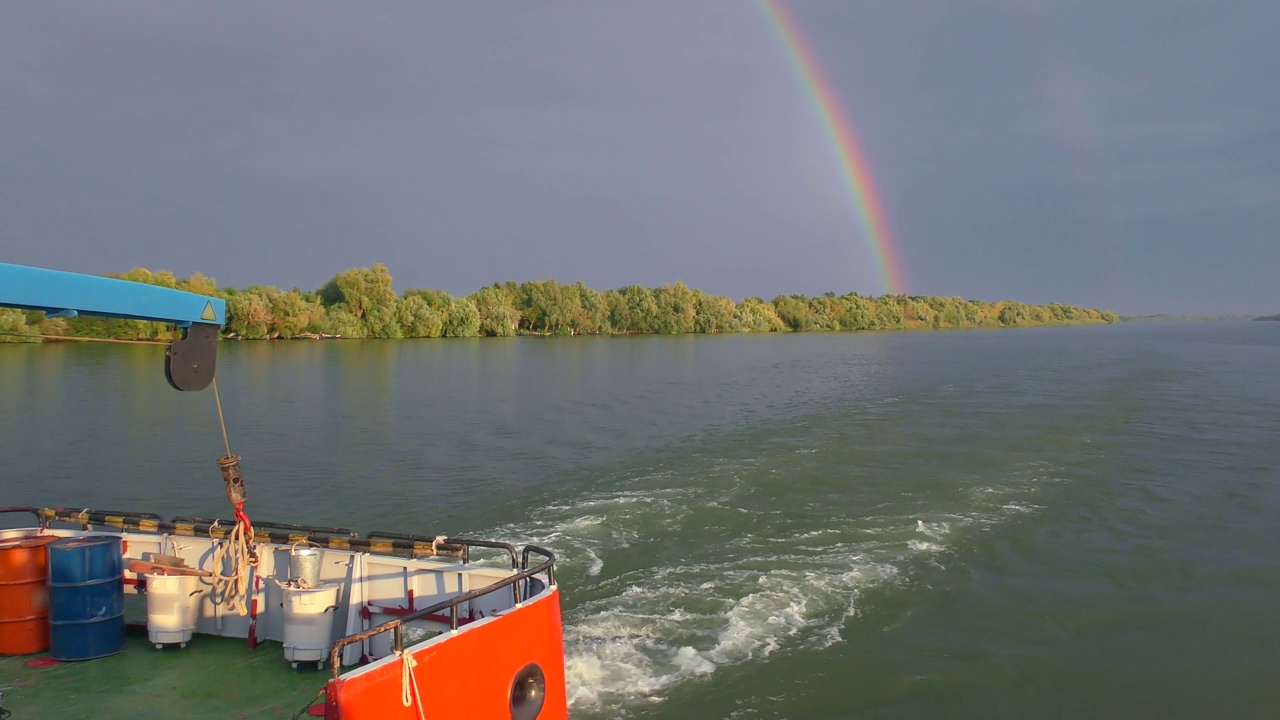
214 317 1117 342
1 263 1119 343
1120 314 1259 323
4 316 1118 345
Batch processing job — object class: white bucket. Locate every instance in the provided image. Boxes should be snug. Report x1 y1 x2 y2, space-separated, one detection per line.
145 573 204 648
281 582 340 668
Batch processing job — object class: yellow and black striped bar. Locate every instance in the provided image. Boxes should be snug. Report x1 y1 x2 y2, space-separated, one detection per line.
34 507 472 560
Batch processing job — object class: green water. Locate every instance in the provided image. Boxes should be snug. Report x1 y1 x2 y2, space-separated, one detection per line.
2 323 1277 719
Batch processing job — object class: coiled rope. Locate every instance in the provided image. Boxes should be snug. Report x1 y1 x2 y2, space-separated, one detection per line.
208 518 255 615
208 377 257 615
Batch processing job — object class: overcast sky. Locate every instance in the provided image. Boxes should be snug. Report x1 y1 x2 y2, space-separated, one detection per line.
2 1 1276 315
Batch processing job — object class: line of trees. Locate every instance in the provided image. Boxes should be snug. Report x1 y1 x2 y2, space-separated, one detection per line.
0 264 1118 342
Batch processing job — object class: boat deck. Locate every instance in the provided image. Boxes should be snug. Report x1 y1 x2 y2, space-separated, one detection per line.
1 629 326 720
0 510 565 720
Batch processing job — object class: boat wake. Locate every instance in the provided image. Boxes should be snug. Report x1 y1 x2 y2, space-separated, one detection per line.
485 456 1060 717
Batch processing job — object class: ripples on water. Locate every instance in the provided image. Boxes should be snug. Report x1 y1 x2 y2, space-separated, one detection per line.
3 323 1278 718
492 447 1070 716
494 463 1054 714
469 329 1103 715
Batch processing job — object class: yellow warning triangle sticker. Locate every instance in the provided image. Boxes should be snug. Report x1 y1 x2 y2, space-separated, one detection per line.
200 301 217 322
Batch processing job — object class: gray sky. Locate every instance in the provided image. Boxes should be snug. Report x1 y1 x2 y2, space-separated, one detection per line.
2 1 1276 315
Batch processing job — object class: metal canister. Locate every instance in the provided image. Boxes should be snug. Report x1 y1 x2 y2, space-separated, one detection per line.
47 535 125 661
0 535 58 656
289 543 321 587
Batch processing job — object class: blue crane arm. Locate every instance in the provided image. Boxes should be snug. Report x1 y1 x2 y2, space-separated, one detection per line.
0 262 225 327
0 262 225 391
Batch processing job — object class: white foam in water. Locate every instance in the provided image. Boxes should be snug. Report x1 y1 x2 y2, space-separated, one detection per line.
795 528 842 540
558 551 902 715
481 460 1055 717
708 582 806 661
562 600 718 709
915 519 951 539
583 547 605 576
908 539 944 552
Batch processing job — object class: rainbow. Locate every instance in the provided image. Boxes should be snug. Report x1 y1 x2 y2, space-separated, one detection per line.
757 0 907 296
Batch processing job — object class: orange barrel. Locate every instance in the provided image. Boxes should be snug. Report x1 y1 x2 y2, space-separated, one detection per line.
0 535 57 655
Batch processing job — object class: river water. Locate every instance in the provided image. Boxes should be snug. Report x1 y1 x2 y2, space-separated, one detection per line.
2 322 1277 719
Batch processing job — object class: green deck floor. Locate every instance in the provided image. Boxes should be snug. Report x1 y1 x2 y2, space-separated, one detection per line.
0 628 330 720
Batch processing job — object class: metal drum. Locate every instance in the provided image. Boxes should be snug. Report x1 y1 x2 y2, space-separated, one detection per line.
47 536 125 661
0 535 57 655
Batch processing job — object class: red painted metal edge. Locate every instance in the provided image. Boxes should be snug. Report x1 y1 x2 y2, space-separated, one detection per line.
325 679 343 720
247 595 259 650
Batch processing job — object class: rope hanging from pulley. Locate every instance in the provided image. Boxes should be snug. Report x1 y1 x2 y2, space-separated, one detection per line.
4 329 261 613
209 377 258 616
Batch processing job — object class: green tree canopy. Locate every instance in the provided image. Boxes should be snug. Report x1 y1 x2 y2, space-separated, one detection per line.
18 263 1118 342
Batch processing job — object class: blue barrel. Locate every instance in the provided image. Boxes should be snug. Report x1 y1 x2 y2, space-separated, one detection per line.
47 536 125 660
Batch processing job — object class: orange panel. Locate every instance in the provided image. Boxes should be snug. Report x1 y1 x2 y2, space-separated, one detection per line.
328 589 567 720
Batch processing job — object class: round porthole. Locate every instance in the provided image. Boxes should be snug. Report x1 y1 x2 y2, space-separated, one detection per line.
509 662 546 720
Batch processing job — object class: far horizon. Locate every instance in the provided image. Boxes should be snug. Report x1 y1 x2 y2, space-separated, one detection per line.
1122 313 1276 320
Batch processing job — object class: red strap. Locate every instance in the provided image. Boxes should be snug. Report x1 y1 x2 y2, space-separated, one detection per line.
233 501 252 533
